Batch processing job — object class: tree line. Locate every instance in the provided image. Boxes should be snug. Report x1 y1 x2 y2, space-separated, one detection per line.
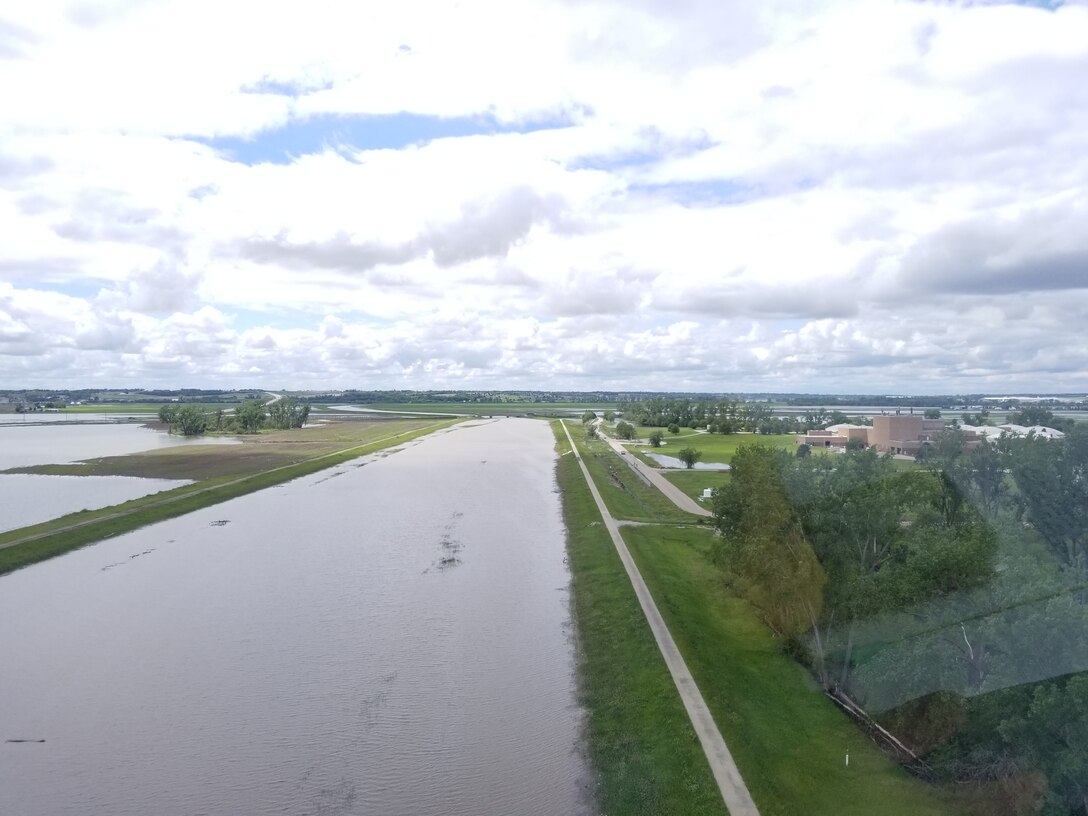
618 396 864 434
711 424 1088 814
158 398 310 436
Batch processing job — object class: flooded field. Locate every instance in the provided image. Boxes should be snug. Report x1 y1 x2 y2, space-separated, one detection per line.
0 412 154 424
0 474 190 533
0 418 590 816
0 423 237 470
643 451 730 470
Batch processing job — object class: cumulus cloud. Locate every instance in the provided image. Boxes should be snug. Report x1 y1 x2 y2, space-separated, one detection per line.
52 188 182 247
235 185 572 273
896 201 1088 296
0 153 53 185
0 17 36 60
123 255 203 314
0 0 1085 390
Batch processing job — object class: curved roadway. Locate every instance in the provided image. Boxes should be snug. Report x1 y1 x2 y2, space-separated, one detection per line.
596 424 713 517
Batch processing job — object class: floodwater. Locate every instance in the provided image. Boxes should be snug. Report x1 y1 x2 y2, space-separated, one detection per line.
0 474 190 533
0 418 591 816
0 411 154 424
0 422 237 470
644 451 730 470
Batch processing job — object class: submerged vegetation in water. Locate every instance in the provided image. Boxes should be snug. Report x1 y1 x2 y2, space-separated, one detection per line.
0 419 457 576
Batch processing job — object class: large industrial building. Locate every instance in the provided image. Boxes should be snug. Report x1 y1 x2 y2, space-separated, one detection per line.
797 415 984 455
797 415 1068 457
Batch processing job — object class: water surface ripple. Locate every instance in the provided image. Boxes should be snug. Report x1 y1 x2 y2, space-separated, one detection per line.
0 418 590 816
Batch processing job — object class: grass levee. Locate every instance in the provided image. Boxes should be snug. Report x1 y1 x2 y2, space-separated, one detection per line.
568 426 698 524
552 422 727 816
662 469 732 501
621 523 962 816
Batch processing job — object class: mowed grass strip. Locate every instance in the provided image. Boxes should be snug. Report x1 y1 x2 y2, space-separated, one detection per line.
628 425 708 442
621 524 962 816
619 434 795 473
662 469 732 501
552 423 727 816
0 419 458 575
568 426 697 524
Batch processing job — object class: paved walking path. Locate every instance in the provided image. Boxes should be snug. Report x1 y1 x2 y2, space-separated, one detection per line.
562 421 760 816
596 426 713 517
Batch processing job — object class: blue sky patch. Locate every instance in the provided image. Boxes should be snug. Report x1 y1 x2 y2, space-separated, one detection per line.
198 112 576 166
628 178 757 206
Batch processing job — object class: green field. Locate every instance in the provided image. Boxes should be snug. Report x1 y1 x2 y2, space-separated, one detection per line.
567 423 699 524
662 469 732 501
622 524 962 816
625 424 708 440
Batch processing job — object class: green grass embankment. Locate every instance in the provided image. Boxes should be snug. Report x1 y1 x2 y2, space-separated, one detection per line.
568 429 697 524
552 422 727 816
662 469 732 501
621 524 961 816
0 419 459 575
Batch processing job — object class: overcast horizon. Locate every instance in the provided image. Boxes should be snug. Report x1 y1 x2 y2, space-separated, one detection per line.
2 0 1086 393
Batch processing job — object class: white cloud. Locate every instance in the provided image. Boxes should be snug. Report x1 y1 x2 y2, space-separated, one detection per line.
0 0 1085 391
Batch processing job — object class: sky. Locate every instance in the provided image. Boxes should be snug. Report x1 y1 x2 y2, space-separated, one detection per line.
1 0 1086 394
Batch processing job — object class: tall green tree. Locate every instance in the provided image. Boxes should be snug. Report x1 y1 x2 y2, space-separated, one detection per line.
234 400 266 434
1010 428 1088 572
268 397 310 430
713 444 826 640
171 404 208 437
999 673 1088 815
785 448 995 689
677 448 702 469
1009 404 1055 427
949 438 1009 514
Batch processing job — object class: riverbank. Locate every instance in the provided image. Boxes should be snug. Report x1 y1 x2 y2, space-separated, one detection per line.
551 422 728 815
0 419 459 575
624 524 959 815
555 419 963 815
566 428 699 524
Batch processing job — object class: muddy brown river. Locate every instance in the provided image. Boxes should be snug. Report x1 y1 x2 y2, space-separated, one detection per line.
0 418 591 816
